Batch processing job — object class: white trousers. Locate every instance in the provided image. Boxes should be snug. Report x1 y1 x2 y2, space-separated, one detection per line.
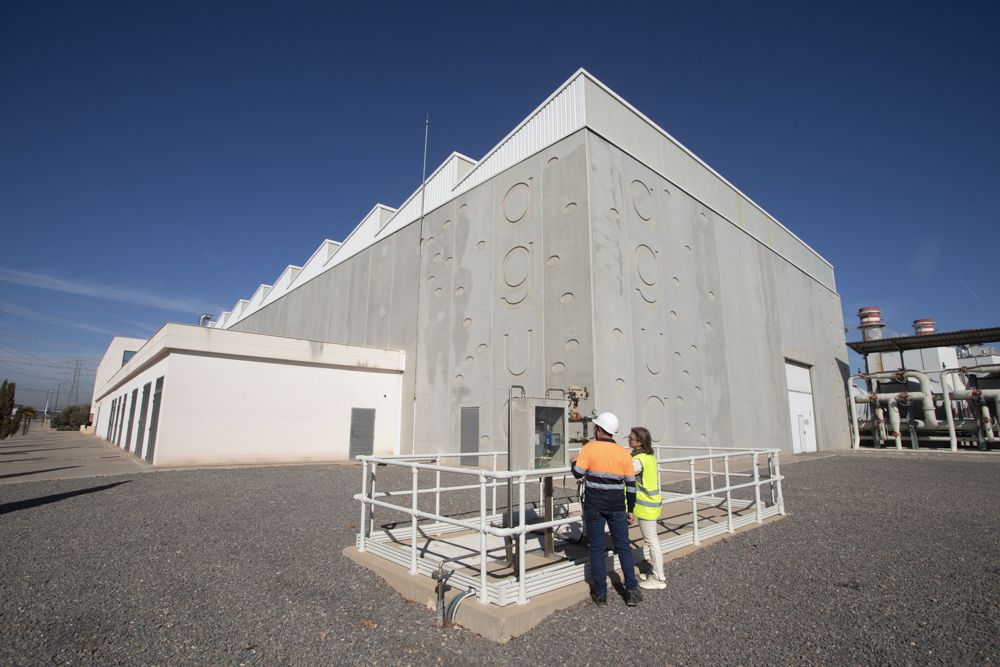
638 518 665 580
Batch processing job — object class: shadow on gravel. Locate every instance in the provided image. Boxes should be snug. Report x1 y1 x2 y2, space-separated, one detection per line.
0 481 131 515
0 466 81 481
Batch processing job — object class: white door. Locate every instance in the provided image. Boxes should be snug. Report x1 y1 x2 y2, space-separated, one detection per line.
785 362 817 453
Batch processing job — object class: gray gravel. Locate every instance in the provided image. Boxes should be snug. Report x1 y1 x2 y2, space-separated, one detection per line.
1 454 998 665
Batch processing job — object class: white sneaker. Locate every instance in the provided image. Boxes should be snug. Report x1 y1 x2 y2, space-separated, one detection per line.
637 572 648 582
639 577 666 590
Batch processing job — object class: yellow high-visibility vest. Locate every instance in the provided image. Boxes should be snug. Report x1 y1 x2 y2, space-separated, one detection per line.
632 452 662 520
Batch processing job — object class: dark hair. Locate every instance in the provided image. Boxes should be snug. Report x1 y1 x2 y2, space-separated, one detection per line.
630 427 654 456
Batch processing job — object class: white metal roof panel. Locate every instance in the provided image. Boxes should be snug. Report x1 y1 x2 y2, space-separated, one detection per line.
451 72 586 194
327 204 397 269
374 153 476 243
283 240 341 296
256 264 302 313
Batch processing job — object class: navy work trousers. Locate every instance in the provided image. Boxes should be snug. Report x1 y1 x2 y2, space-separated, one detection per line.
584 505 638 597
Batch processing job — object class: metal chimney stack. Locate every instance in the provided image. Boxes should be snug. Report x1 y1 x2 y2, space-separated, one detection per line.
913 319 935 336
858 307 885 341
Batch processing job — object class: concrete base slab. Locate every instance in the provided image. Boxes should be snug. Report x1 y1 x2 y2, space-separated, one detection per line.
344 511 785 642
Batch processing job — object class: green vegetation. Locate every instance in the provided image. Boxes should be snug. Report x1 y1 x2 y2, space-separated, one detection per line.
50 404 91 431
0 380 18 439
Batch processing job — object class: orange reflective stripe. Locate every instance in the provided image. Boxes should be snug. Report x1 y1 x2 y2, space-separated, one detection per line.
579 440 633 478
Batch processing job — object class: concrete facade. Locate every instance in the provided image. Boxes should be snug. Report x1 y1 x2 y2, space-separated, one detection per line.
226 71 851 456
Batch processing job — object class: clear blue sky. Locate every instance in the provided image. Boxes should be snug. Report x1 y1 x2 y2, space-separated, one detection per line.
1 0 997 408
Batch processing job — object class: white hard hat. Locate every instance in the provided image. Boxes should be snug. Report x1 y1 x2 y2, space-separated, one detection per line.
592 412 619 435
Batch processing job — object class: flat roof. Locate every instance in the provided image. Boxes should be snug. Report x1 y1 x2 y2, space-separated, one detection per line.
95 323 405 401
846 326 1000 354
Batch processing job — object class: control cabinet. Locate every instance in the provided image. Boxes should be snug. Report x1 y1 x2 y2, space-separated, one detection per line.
509 396 568 470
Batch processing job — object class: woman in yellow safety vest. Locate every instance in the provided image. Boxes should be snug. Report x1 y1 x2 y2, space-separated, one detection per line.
628 427 666 590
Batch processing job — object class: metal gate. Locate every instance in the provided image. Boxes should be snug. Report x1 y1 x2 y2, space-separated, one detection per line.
349 408 376 459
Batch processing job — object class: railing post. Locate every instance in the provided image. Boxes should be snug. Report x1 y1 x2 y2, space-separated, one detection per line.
359 459 369 552
435 455 442 518
752 452 762 524
517 473 527 604
369 462 377 536
410 467 419 575
768 452 777 506
708 447 715 495
772 451 785 515
491 453 498 516
723 455 734 534
689 458 699 545
479 472 489 604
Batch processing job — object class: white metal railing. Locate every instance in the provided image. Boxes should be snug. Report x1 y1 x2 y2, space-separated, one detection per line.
354 446 785 606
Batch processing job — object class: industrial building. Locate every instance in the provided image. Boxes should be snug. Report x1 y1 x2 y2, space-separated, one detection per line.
847 309 1000 450
91 69 851 465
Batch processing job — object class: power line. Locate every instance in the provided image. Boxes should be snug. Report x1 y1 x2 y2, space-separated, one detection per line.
0 339 52 365
0 363 70 382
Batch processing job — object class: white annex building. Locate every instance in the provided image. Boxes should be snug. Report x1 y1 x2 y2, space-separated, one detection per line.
91 69 851 466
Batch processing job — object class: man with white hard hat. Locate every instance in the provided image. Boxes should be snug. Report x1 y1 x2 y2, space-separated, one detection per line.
571 411 641 607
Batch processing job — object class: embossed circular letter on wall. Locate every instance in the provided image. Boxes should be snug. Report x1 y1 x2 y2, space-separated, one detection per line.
635 244 658 287
503 182 531 223
630 180 654 221
502 246 530 288
641 328 662 376
642 396 666 442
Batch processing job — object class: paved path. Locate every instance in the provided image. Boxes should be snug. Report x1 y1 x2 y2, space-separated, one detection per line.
0 426 147 485
0 434 997 665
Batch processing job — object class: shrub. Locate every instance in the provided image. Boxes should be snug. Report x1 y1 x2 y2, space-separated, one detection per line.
51 404 91 431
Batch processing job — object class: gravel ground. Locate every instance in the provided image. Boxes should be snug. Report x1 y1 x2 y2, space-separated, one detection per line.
1 453 998 665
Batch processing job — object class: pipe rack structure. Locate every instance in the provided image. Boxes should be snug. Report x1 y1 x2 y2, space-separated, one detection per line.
848 366 1000 451
354 447 784 607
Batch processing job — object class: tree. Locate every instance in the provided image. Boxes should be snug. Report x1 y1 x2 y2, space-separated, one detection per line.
50 404 90 431
19 407 36 435
0 380 17 440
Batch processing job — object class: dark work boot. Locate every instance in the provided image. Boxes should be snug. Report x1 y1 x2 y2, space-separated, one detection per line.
625 588 642 607
590 591 607 606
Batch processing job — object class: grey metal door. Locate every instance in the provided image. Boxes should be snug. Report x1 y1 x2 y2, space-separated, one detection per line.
349 408 376 459
115 394 127 446
124 388 138 452
144 377 164 463
460 407 479 466
134 383 151 459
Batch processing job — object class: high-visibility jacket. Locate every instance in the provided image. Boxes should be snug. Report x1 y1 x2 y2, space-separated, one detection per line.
572 438 636 512
632 452 662 520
